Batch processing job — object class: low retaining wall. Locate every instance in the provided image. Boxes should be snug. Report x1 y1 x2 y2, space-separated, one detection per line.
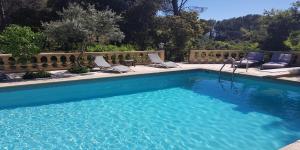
0 50 165 73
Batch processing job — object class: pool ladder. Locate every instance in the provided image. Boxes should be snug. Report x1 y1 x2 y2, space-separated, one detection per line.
219 58 240 94
219 57 238 81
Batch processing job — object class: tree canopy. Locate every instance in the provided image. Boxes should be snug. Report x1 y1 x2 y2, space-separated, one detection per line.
42 3 124 51
204 2 300 51
0 25 44 60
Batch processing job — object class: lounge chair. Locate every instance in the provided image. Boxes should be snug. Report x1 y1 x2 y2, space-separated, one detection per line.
94 56 131 73
261 53 293 70
148 53 178 68
235 52 264 69
0 72 8 81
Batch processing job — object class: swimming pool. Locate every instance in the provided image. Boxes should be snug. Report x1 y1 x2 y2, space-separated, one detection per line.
0 70 299 149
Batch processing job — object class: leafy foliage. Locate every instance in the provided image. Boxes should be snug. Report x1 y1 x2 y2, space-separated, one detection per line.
68 65 89 74
87 44 136 52
259 3 300 51
161 0 189 15
204 2 299 51
155 11 205 61
1 0 299 60
121 0 161 50
214 15 262 42
284 30 300 51
43 3 124 51
0 25 44 60
0 0 51 30
194 38 259 50
22 70 51 79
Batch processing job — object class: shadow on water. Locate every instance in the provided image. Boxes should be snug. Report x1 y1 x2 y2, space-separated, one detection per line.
188 73 300 143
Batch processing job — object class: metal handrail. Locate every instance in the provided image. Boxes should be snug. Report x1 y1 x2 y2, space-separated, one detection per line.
219 57 237 81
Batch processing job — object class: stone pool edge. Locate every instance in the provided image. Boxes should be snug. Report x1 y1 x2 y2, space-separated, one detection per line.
0 65 299 89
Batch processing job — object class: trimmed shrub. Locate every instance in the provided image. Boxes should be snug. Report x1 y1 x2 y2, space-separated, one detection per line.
284 31 300 51
22 71 51 79
68 66 89 74
87 44 137 52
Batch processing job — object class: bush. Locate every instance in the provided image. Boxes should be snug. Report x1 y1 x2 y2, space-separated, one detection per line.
22 71 51 79
0 25 44 59
284 30 300 51
43 4 124 51
193 38 259 50
87 44 137 52
68 66 89 74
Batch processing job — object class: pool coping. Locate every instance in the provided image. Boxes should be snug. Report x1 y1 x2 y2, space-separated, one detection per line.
0 65 299 89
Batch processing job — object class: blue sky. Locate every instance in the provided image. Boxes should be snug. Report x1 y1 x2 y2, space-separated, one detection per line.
187 0 297 20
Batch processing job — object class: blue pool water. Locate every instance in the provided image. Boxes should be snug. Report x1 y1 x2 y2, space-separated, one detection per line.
0 71 299 149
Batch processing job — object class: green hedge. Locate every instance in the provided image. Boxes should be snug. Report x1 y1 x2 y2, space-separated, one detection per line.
194 38 259 51
68 66 89 74
87 44 137 52
22 71 51 79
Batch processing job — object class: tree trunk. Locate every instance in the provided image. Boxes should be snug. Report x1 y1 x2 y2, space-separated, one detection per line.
171 0 179 16
76 41 87 67
0 0 6 29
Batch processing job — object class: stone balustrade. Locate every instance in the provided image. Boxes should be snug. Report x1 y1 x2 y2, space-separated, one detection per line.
189 50 246 64
0 50 165 73
189 50 300 66
1 49 299 73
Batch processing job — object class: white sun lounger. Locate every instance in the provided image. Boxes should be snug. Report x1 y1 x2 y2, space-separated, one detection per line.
94 56 131 73
148 53 178 68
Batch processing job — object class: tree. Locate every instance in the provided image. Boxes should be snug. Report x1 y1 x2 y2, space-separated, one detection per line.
0 0 50 31
161 0 207 16
43 3 124 51
161 0 188 15
259 3 300 51
121 0 161 50
214 15 262 42
0 0 19 30
155 11 205 61
46 0 133 13
0 25 44 61
10 0 50 31
284 30 300 51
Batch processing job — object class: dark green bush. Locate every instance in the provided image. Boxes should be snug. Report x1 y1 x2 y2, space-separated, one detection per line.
22 71 51 79
68 66 89 74
284 30 300 51
87 44 137 52
193 38 259 50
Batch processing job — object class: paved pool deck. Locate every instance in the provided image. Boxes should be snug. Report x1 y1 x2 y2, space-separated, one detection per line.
0 63 299 88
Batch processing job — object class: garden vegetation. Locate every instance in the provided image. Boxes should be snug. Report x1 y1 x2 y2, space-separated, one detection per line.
0 0 299 62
